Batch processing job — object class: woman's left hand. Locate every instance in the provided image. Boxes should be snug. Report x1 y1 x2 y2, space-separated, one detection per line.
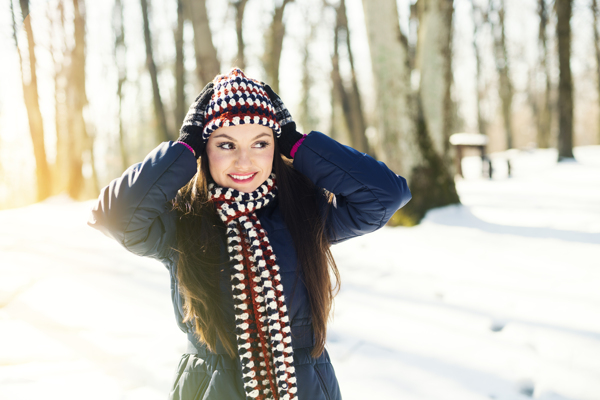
262 84 304 158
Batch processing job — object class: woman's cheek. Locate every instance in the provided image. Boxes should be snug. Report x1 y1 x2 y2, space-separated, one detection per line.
207 151 231 179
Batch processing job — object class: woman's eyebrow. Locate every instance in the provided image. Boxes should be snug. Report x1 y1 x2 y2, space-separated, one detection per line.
212 133 236 141
252 132 271 140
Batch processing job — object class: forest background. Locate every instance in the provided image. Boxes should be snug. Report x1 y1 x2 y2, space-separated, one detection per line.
1 0 599 222
1 1 600 398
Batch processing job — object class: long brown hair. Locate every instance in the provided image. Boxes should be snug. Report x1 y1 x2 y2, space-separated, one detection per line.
171 139 340 358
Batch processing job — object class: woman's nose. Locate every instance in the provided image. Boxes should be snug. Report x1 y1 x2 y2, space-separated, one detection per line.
235 148 252 169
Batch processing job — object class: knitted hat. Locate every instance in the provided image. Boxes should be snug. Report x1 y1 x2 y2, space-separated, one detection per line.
202 68 281 141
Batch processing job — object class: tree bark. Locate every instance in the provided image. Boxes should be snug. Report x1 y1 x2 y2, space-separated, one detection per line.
362 0 459 225
592 0 600 145
48 0 69 194
68 0 98 199
185 0 220 84
342 0 370 154
556 0 574 160
537 0 552 148
331 0 370 154
174 0 186 131
12 0 51 201
471 0 487 135
263 0 294 93
114 0 129 170
140 0 170 143
299 15 317 134
415 0 455 161
490 0 514 150
232 0 249 70
330 5 351 145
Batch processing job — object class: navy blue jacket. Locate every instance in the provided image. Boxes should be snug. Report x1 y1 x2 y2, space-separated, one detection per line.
88 132 411 400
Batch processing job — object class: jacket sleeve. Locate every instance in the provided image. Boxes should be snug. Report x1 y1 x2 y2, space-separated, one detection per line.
292 131 411 244
87 141 198 262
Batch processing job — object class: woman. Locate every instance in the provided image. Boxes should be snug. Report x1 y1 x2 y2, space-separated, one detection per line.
88 68 411 400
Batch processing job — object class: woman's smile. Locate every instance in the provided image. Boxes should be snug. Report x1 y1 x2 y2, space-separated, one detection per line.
228 172 258 183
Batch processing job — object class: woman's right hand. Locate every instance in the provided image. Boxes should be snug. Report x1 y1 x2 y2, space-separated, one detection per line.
177 81 215 158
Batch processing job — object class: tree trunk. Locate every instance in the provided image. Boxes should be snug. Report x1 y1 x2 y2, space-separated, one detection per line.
48 0 69 195
415 0 455 162
526 65 540 143
263 0 294 93
592 0 600 145
185 0 220 84
536 0 552 148
556 0 574 160
140 0 170 143
174 0 186 131
471 0 487 135
232 0 249 70
68 0 98 199
114 0 128 170
12 0 51 202
330 6 352 145
339 0 370 154
299 16 317 134
490 0 514 150
362 0 459 225
331 0 371 152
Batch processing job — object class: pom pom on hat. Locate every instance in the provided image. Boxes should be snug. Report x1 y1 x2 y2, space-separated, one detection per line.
202 68 281 141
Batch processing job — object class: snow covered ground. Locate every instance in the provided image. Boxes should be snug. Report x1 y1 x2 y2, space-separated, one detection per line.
0 146 599 400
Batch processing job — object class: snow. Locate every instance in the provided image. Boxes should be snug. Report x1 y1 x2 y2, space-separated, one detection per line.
1 147 599 400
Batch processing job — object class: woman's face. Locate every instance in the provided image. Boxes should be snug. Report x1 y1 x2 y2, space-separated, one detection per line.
205 124 275 193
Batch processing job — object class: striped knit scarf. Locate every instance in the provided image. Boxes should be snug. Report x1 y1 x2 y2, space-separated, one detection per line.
209 174 298 400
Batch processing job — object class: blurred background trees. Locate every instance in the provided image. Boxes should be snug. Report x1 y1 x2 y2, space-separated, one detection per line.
2 0 598 223
10 0 50 201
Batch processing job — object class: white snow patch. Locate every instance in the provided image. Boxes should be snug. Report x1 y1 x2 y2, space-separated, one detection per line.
0 146 599 399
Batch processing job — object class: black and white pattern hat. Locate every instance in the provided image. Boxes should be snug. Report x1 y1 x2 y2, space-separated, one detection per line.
202 68 282 141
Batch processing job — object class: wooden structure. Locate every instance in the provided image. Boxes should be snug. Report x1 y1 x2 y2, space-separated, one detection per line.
450 133 495 178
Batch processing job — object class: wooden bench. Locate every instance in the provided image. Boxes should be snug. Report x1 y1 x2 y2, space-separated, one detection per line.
449 133 510 179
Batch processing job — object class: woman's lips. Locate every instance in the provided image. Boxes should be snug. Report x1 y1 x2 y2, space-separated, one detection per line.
228 172 257 183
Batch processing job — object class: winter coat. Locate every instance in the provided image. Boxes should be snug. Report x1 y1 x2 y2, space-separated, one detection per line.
88 131 411 400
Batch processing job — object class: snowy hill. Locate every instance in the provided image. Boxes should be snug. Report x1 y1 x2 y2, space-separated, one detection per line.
1 147 599 400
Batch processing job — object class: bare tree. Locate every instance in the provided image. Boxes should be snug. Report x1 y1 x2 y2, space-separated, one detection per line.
536 0 553 148
556 0 574 160
140 0 170 142
471 0 487 135
231 0 249 70
263 0 294 93
489 0 514 150
330 0 371 154
114 0 129 170
362 0 459 225
298 11 317 134
12 0 51 201
415 0 456 162
592 0 600 145
185 0 220 83
408 3 418 71
48 0 69 193
67 0 98 199
174 0 186 131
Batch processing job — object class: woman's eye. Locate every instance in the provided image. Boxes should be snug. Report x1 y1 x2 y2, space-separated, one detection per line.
217 142 235 150
254 141 271 149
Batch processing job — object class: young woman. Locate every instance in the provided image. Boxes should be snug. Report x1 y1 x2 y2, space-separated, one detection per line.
88 68 411 400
